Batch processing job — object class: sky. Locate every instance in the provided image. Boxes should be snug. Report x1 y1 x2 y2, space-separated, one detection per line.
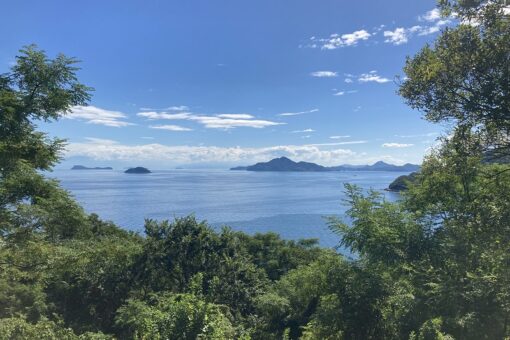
1 0 453 169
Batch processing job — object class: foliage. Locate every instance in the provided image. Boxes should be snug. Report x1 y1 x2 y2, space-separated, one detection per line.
400 1 510 157
115 293 236 339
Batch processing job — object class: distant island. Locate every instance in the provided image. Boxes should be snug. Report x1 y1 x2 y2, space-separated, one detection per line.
125 167 151 174
231 157 420 172
71 165 113 170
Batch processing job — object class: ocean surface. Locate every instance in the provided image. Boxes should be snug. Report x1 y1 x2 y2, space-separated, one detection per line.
49 169 405 249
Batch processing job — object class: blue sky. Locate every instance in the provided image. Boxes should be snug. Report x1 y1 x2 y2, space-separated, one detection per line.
1 0 451 168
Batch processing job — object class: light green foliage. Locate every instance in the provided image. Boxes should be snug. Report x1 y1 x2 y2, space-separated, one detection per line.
115 293 235 339
0 317 109 340
409 318 454 340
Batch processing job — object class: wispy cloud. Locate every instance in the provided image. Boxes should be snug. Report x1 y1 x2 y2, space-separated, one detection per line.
384 9 452 45
150 124 193 131
382 143 414 148
138 111 283 130
192 116 283 129
140 105 189 111
307 30 371 50
292 128 315 133
307 141 368 146
310 71 338 78
395 132 438 138
138 111 192 120
330 135 351 139
217 114 254 119
333 90 357 96
419 8 441 22
279 108 319 117
358 71 391 83
66 106 134 127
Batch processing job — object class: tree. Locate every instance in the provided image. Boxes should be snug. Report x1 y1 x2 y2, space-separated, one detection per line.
399 1 510 158
0 44 91 174
0 45 93 242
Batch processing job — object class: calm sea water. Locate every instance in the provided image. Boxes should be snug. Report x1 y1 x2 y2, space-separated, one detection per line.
49 169 404 248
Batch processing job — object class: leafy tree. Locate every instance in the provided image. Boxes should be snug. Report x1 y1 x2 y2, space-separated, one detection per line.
399 1 510 158
0 45 93 242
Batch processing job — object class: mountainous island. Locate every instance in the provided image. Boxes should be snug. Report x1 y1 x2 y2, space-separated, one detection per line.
124 167 151 174
71 165 113 170
231 157 420 172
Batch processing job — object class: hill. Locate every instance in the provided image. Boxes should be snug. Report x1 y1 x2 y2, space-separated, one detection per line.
231 157 420 172
71 165 113 170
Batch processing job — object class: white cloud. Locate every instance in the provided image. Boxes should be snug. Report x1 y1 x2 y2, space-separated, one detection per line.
395 132 438 138
333 90 357 96
140 105 189 111
279 108 319 117
358 71 391 83
330 135 351 139
65 139 363 166
310 71 338 78
420 8 441 22
344 78 353 83
292 128 315 133
217 114 254 119
84 137 119 145
66 138 417 166
66 105 135 127
307 141 368 146
313 30 371 50
138 111 192 120
150 125 193 131
384 10 451 46
191 116 283 129
382 143 414 148
384 27 410 45
137 111 283 130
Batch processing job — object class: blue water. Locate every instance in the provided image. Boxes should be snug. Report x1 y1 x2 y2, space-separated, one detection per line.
49 169 404 248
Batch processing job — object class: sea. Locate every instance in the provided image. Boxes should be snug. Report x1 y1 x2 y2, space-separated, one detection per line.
49 169 405 249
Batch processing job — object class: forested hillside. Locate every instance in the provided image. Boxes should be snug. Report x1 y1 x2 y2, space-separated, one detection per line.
1 0 509 339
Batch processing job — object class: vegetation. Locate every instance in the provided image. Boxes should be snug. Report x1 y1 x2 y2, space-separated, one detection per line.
388 172 418 191
0 1 508 338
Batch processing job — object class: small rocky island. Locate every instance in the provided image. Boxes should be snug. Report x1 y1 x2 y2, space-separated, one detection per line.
124 167 151 174
71 165 113 170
